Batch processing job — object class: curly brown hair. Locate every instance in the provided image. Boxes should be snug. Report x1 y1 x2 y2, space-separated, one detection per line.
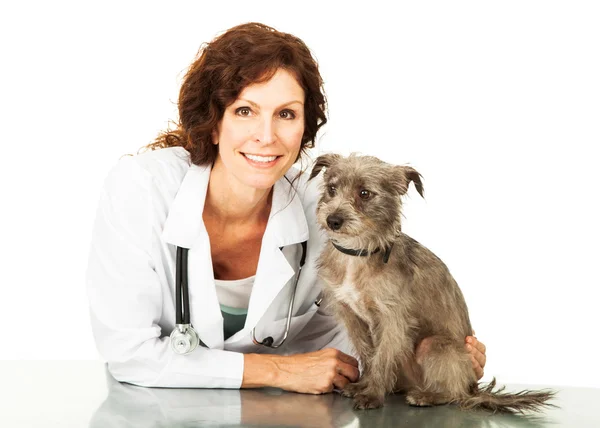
144 22 327 167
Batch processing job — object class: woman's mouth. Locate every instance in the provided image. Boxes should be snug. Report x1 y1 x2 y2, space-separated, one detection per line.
242 153 281 168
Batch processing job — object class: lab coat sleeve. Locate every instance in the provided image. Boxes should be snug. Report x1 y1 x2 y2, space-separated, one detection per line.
86 157 244 388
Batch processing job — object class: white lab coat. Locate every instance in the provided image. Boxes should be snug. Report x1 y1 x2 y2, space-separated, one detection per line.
86 147 354 388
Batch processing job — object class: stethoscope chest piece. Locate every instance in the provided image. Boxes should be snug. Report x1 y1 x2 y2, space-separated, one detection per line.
170 323 200 355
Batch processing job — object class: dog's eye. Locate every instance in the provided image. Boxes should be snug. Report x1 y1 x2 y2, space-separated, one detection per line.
359 189 372 200
328 185 336 196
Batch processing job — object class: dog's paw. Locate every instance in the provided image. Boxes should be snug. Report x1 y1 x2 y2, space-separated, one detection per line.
405 391 434 407
341 383 361 398
353 393 385 410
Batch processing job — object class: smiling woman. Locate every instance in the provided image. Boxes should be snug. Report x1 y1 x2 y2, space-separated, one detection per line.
85 21 486 396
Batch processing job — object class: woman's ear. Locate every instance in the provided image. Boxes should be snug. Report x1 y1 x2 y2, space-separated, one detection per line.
309 153 340 180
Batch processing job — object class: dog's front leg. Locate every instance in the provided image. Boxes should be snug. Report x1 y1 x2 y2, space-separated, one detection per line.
332 306 375 398
335 304 374 364
346 320 408 410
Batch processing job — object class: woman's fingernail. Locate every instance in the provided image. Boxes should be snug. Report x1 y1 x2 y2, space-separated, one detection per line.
466 344 472 351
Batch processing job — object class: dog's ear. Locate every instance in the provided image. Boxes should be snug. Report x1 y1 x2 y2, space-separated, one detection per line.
392 166 424 197
309 153 340 180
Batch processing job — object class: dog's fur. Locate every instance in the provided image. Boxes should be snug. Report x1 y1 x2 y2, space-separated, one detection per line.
309 153 555 412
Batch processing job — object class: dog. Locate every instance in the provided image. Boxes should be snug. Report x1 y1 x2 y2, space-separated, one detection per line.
309 153 556 412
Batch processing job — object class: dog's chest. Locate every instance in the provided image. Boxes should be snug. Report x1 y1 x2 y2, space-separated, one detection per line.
329 262 366 314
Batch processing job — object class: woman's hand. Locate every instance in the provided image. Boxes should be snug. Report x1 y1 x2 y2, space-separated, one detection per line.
244 348 360 394
465 332 487 380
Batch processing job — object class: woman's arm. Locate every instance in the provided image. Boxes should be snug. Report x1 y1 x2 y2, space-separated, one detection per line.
243 349 359 393
244 300 359 393
87 157 245 388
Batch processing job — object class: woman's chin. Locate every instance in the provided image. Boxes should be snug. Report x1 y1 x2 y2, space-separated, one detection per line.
243 174 281 191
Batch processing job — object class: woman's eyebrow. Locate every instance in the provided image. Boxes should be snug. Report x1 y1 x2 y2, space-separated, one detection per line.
237 99 304 109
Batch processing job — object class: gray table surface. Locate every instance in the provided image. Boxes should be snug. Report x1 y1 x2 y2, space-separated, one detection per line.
1 361 598 427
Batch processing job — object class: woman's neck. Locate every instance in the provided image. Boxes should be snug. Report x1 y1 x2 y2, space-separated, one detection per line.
203 161 273 227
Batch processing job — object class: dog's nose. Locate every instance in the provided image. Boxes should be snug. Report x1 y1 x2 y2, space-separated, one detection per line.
326 214 344 230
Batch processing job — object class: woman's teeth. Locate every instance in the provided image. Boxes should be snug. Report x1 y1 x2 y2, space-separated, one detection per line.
244 154 278 163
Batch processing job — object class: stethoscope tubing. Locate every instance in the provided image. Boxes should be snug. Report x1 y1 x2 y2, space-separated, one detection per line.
173 241 307 352
251 267 300 347
176 246 193 325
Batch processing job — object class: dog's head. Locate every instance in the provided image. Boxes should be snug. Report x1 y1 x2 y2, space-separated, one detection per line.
309 153 424 250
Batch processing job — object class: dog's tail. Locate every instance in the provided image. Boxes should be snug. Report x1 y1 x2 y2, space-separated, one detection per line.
455 378 557 414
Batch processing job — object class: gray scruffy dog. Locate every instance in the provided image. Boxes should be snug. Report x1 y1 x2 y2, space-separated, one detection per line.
309 153 555 412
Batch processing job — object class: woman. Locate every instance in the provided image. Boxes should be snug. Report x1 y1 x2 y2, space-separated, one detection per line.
86 22 486 394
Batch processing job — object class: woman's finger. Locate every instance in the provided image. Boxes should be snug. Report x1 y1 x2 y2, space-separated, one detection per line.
475 339 487 356
332 374 351 391
466 337 487 369
337 362 360 383
468 336 486 354
468 337 487 368
471 356 484 380
466 344 486 370
336 350 359 368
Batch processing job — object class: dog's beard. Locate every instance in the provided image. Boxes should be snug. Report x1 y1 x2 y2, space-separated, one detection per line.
316 206 401 253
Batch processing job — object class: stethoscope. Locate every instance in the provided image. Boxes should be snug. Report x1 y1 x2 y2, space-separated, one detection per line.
170 241 308 355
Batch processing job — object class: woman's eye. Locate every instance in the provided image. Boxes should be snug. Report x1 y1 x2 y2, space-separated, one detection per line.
359 189 371 200
235 107 252 117
279 109 296 119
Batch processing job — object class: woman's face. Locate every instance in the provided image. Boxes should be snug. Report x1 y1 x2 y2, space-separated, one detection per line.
212 68 305 191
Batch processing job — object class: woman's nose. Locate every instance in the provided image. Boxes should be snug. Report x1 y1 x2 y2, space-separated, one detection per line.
254 117 276 145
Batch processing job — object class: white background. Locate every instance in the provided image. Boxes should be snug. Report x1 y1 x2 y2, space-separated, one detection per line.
1 1 598 389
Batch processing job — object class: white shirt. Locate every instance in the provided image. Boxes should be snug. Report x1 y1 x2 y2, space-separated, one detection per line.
215 276 254 309
85 147 353 388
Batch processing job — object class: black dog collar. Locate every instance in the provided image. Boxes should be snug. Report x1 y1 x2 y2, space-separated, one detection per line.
331 242 394 264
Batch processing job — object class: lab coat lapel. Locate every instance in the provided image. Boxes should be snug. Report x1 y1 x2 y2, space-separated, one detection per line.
244 177 309 331
162 164 224 349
